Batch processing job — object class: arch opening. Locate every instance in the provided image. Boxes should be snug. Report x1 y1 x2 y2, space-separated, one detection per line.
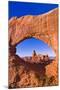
16 37 56 59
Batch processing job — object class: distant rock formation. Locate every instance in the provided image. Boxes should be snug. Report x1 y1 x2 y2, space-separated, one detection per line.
32 50 49 63
32 50 37 57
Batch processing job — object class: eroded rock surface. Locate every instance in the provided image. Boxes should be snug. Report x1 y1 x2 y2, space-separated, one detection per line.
9 55 58 88
8 8 58 88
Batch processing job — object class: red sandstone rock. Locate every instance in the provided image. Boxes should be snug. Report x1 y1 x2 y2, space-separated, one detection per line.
8 8 58 88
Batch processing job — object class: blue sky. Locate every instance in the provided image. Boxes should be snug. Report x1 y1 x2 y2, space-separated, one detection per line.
16 38 56 57
9 1 58 19
9 1 58 57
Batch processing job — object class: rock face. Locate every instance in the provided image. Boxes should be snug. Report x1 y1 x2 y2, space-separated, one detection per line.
9 55 56 88
8 8 58 88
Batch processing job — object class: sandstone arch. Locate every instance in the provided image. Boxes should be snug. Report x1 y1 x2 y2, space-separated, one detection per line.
9 8 58 54
9 8 58 84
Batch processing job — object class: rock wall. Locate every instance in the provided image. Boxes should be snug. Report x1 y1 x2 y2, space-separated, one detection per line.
8 8 58 88
9 8 58 53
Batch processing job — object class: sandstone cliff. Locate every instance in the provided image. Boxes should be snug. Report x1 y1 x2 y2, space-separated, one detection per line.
8 8 58 88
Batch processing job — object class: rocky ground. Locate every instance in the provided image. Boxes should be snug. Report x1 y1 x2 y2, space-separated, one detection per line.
8 54 58 88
